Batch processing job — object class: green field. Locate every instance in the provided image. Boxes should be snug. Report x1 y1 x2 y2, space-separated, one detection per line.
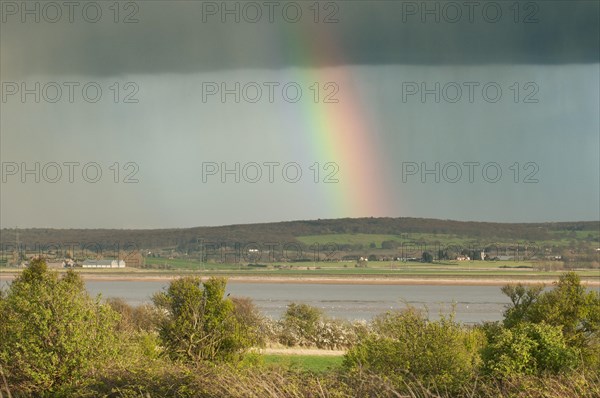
262 354 344 373
138 257 600 279
144 257 550 271
297 232 474 247
5 259 597 284
297 231 599 249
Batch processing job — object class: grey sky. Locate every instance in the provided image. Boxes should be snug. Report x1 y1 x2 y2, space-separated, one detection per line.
1 0 598 79
1 1 598 228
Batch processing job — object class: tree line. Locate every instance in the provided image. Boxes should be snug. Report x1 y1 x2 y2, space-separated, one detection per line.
2 218 598 252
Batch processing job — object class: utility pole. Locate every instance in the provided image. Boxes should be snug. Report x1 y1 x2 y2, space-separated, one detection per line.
15 226 20 264
198 238 205 272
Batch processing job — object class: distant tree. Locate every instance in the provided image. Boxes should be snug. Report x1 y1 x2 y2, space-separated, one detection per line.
422 251 433 263
469 250 481 260
122 250 145 268
0 258 118 393
437 249 449 260
369 242 377 249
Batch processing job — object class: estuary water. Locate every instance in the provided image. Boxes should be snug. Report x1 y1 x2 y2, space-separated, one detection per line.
83 281 513 324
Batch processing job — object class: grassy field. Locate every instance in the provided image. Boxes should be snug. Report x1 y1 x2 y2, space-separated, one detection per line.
137 257 600 279
3 260 598 284
262 354 344 373
143 257 551 270
297 233 475 247
297 231 599 250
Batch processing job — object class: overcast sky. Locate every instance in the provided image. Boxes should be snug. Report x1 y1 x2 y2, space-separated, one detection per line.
1 0 598 228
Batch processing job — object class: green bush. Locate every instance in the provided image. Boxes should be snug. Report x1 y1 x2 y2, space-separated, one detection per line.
0 258 119 394
501 272 600 370
106 297 164 333
344 308 484 394
231 296 267 348
314 318 359 349
153 276 255 363
483 322 580 377
502 283 544 328
279 303 323 347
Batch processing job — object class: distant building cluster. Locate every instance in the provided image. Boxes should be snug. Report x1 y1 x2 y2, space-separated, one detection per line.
12 258 126 269
81 259 126 268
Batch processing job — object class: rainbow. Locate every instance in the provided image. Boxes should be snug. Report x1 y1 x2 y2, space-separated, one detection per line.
273 21 395 219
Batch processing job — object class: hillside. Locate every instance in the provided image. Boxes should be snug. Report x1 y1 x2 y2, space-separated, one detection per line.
2 218 598 252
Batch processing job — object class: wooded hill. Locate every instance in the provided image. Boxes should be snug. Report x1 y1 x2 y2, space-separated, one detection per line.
2 218 598 252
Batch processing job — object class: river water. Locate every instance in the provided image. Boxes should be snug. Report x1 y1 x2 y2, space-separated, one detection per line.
83 281 512 324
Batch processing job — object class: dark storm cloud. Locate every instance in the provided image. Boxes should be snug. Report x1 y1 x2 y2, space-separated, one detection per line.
1 0 598 78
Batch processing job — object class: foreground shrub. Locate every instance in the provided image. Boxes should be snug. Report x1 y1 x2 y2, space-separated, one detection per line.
0 258 119 394
475 372 600 398
78 355 600 398
153 277 255 363
314 318 360 349
231 296 267 348
482 322 580 377
83 359 350 398
274 303 360 349
279 303 323 347
343 308 484 394
106 297 164 333
501 272 600 370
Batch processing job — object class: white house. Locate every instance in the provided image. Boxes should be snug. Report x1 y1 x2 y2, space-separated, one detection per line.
81 259 126 268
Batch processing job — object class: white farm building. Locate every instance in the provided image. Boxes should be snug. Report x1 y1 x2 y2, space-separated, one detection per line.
81 259 126 268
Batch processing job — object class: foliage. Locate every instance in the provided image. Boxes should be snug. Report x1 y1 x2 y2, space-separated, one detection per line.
0 258 119 394
83 359 352 398
482 322 580 377
475 373 600 398
2 267 600 397
530 273 599 345
314 318 360 349
153 276 254 363
231 296 267 348
260 314 363 350
106 297 163 333
344 308 484 394
279 303 324 347
421 251 434 263
502 283 544 328
501 272 600 369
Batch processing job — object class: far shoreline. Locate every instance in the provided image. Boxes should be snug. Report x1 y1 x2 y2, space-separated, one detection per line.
2 271 599 287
